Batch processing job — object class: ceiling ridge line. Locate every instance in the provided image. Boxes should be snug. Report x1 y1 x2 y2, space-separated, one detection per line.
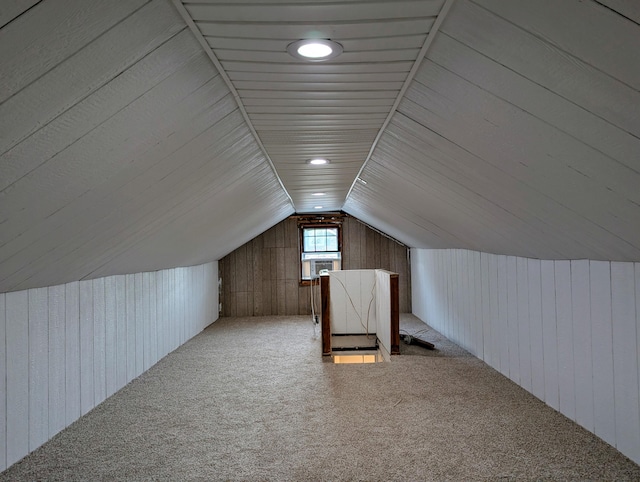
170 0 295 210
343 0 457 206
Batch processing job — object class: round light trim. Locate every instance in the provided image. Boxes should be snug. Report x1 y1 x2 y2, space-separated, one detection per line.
307 158 330 165
287 39 343 61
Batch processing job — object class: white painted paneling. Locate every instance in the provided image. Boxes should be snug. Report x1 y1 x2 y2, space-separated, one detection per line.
65 282 80 426
517 257 531 391
555 261 575 421
540 260 559 411
28 287 49 450
149 272 158 366
105 276 117 398
79 280 94 416
48 285 66 438
134 273 144 377
527 259 544 402
571 260 594 432
2 261 219 471
493 254 506 375
484 253 502 372
93 278 106 406
506 257 519 384
115 275 127 391
0 293 5 472
611 262 640 461
126 274 136 383
143 272 151 372
6 290 29 466
412 248 640 464
590 260 615 447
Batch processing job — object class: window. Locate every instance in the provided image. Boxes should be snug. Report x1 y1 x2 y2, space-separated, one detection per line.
300 225 342 283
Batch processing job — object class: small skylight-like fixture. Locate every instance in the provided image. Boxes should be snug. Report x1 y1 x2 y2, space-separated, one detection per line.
287 39 343 61
312 192 326 196
307 158 330 165
314 206 324 210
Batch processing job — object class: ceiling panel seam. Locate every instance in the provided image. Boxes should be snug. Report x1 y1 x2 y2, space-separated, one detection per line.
170 0 295 210
343 0 457 205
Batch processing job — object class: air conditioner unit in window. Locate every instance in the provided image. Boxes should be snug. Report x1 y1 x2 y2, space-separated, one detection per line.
311 259 334 278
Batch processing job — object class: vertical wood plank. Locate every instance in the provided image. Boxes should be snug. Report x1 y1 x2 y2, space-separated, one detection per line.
528 258 545 402
590 260 615 446
126 274 136 382
79 280 94 416
571 259 594 432
105 276 117 398
134 273 144 376
142 272 151 371
6 290 29 466
149 271 157 366
496 255 509 376
0 293 5 471
507 256 520 384
485 254 503 373
48 284 66 438
611 262 640 460
517 257 531 391
93 278 106 407
155 271 164 360
28 287 49 451
555 260 576 421
115 275 127 390
285 280 298 315
481 252 491 365
541 260 559 411
65 281 80 426
472 251 483 358
321 275 331 355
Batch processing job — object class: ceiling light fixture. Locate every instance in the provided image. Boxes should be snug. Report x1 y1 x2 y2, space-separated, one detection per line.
312 192 326 196
287 39 343 61
314 206 324 209
307 158 330 165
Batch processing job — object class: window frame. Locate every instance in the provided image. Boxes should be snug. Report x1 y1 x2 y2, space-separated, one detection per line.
299 222 342 286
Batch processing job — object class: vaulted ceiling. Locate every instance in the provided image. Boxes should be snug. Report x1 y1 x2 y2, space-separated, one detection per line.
1 0 639 292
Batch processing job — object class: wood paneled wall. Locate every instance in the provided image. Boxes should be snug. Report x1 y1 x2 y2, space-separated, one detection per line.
411 248 640 465
219 215 410 316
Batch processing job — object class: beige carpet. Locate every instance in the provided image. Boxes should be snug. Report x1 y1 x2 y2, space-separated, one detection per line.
2 314 639 481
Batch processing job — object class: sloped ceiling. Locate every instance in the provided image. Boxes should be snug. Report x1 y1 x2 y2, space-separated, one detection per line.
1 0 639 293
345 0 640 260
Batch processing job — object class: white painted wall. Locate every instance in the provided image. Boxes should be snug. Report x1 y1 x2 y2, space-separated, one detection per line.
0 261 218 471
411 248 640 465
375 270 393 359
329 269 396 358
330 270 377 335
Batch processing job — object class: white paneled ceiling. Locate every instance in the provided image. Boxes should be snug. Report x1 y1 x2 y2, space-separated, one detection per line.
175 0 449 212
345 0 640 261
1 0 639 293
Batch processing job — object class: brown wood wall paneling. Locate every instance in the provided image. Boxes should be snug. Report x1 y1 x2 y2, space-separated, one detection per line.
219 215 411 316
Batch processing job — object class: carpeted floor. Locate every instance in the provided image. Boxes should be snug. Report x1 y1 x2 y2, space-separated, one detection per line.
2 314 639 481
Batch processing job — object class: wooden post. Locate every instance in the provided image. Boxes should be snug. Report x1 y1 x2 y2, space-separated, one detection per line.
320 274 331 355
390 273 400 355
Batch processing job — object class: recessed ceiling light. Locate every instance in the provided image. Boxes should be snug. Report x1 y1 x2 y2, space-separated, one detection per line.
287 39 343 62
312 192 326 196
307 158 330 165
314 206 324 209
